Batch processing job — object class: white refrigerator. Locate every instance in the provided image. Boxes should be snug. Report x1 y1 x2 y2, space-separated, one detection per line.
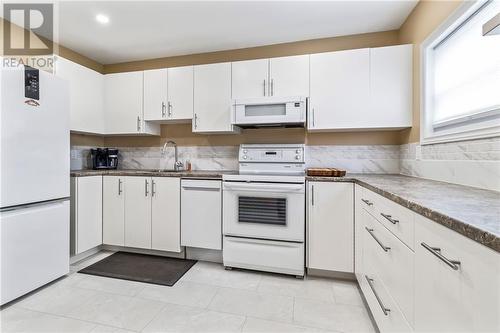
0 65 70 305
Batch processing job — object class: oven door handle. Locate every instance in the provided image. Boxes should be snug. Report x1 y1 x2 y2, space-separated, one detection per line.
223 182 304 193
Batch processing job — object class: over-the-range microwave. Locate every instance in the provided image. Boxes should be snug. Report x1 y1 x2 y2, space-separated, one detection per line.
232 96 307 128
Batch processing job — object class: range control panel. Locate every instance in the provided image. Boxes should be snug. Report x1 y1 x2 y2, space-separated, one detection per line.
239 144 305 163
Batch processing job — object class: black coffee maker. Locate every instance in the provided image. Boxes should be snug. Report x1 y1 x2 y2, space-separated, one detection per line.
90 148 119 169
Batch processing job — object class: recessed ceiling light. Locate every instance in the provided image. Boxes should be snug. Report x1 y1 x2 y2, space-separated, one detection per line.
95 14 110 25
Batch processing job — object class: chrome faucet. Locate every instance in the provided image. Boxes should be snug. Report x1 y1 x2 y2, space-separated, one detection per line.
161 140 184 171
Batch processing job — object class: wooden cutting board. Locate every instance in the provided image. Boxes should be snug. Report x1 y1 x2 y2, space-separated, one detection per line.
307 168 346 177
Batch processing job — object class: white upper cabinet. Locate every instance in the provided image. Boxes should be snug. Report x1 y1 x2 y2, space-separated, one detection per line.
104 71 160 135
167 66 194 121
143 69 168 121
54 57 104 134
309 44 412 131
193 62 238 133
269 55 309 97
143 66 193 122
370 44 412 129
309 48 370 131
232 58 269 99
232 56 309 99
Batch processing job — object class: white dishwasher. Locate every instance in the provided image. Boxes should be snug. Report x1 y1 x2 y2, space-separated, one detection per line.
181 179 222 250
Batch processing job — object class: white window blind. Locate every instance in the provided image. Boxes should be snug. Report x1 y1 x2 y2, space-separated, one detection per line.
432 0 500 126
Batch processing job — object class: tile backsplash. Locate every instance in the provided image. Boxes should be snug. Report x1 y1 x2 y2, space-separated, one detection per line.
71 144 400 174
71 137 500 191
400 137 500 192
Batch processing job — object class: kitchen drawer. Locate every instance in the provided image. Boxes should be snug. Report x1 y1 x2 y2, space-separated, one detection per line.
363 210 414 327
359 187 378 215
359 187 414 250
360 260 412 333
223 236 304 276
376 195 414 250
414 215 500 332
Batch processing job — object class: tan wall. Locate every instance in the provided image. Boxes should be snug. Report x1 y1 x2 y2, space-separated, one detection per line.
398 0 462 143
0 18 103 73
103 125 401 147
104 30 399 73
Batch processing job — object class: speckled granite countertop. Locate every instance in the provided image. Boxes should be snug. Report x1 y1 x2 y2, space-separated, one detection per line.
310 174 500 253
70 169 237 179
72 170 499 252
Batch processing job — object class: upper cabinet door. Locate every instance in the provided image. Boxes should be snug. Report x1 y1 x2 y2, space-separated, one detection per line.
269 55 309 97
370 44 412 129
104 71 144 134
143 69 168 121
104 71 159 135
193 62 237 133
54 57 104 134
232 58 269 99
167 66 193 121
309 48 370 131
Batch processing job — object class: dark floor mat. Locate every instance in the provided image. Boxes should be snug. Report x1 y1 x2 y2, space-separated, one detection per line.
78 252 197 286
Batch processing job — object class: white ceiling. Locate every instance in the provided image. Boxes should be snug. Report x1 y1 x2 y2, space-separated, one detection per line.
52 1 418 64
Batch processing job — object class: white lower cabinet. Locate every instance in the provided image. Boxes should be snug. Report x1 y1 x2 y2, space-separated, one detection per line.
307 182 354 273
102 176 125 246
181 179 222 250
124 177 152 249
70 176 103 254
414 214 500 333
103 176 181 252
151 177 181 252
356 186 500 333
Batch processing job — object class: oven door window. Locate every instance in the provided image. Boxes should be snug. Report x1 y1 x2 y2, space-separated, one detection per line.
238 196 287 226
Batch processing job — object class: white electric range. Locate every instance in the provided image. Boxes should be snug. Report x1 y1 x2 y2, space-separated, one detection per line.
222 144 306 277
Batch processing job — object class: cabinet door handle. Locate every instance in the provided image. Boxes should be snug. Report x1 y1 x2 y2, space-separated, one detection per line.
151 180 156 197
194 113 198 130
365 227 391 252
365 276 390 316
311 185 315 206
263 79 266 96
145 179 149 197
421 242 461 270
312 108 315 127
137 116 141 132
361 198 373 206
380 213 399 224
118 179 123 195
168 101 172 117
161 102 166 117
270 78 274 96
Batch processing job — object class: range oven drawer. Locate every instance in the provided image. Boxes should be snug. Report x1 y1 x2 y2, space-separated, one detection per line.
223 236 304 276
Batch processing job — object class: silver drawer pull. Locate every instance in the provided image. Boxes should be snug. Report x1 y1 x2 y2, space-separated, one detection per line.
361 198 373 206
365 276 390 316
421 242 461 270
380 213 399 224
182 186 220 192
365 227 390 252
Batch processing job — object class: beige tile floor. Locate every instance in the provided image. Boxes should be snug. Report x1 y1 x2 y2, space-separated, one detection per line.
0 251 376 333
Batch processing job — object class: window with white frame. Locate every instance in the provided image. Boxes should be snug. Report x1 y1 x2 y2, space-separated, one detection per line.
422 0 500 144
